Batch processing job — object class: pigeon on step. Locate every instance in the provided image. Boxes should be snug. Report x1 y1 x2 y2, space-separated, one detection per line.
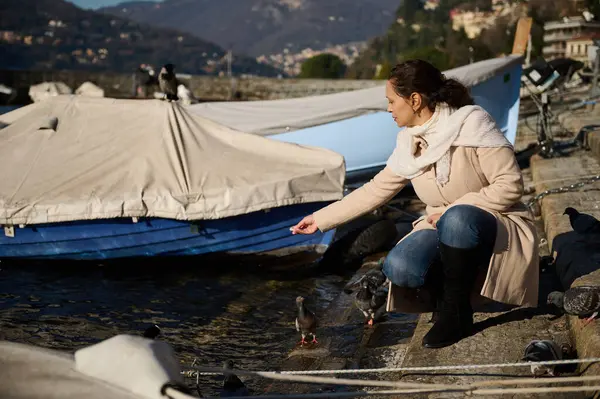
354 280 388 326
221 360 249 397
295 296 317 346
547 286 600 326
564 207 600 235
522 339 564 377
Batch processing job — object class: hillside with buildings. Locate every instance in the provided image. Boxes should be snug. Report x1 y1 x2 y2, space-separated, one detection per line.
0 0 282 76
346 0 600 79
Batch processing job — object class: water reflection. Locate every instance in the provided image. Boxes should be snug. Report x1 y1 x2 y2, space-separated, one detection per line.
0 257 353 395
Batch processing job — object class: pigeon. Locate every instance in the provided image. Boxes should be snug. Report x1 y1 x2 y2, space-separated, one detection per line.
158 63 179 102
521 339 563 377
343 258 387 295
143 324 161 339
220 360 249 397
547 286 600 326
354 280 388 326
564 207 600 235
295 296 317 346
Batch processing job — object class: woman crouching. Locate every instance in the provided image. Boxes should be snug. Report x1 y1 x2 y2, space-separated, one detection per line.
290 59 538 349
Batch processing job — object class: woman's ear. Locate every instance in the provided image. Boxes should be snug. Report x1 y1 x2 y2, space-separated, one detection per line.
410 92 423 113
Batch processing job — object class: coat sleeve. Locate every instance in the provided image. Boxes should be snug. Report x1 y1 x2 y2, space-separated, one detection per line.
312 166 408 232
451 146 524 212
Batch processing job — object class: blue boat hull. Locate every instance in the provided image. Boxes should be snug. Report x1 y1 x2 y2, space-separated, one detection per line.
0 202 335 260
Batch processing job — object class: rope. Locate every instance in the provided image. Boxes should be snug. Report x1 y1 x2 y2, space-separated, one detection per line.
187 367 456 389
166 384 600 399
186 366 600 387
184 357 600 377
175 359 600 398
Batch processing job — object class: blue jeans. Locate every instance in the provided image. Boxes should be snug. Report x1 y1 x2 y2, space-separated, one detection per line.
382 205 497 289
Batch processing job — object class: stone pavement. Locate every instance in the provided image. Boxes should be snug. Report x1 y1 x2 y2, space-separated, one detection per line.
530 103 600 381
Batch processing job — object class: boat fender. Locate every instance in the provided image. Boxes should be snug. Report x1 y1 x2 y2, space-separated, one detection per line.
4 225 14 238
132 217 139 223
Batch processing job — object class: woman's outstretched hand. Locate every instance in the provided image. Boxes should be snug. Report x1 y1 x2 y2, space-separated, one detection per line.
290 215 319 235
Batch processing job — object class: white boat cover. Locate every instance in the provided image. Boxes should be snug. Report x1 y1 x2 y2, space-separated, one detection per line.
0 96 345 225
188 55 523 135
0 336 194 399
28 81 73 103
75 81 105 97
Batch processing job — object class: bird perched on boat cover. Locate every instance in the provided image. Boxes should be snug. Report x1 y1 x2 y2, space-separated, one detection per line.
220 360 249 397
564 207 600 235
548 286 600 326
143 324 161 339
354 279 388 326
295 296 317 346
158 63 179 102
521 339 564 377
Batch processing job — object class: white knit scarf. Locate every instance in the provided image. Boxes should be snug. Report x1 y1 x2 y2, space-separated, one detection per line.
386 104 513 186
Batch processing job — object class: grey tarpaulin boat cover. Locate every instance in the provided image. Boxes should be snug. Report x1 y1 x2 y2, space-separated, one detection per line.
0 335 196 399
188 55 523 135
0 96 345 225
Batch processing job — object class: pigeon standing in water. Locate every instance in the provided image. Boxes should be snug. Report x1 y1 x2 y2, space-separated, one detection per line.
548 286 600 326
295 296 317 346
354 280 388 326
522 339 564 377
220 360 249 397
564 207 600 235
143 324 161 339
158 63 179 102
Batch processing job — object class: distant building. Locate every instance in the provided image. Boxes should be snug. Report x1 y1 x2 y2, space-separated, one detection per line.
565 34 600 66
451 9 494 38
423 0 439 11
450 1 524 39
543 16 600 60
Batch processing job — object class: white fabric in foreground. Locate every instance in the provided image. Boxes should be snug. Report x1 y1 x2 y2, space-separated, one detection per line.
386 105 512 185
0 96 345 225
0 340 146 399
75 335 183 399
187 55 523 135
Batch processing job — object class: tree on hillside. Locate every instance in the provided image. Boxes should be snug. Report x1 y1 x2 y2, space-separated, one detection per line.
478 16 517 57
374 61 393 79
400 47 452 71
299 53 346 79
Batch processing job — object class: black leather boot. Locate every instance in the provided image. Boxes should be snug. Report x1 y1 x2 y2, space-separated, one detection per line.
422 242 481 349
423 261 443 324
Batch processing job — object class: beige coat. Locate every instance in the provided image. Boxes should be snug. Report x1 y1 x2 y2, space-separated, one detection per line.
313 143 539 309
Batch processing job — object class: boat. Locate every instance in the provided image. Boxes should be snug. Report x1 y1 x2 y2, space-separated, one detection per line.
0 96 345 260
188 55 524 181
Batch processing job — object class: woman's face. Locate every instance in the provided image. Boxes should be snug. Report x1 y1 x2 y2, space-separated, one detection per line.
385 80 419 127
